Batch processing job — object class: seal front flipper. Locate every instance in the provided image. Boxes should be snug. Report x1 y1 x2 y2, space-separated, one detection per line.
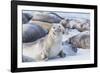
58 50 66 58
40 49 49 61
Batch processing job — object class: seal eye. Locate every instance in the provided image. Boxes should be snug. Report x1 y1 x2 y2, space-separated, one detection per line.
59 26 61 28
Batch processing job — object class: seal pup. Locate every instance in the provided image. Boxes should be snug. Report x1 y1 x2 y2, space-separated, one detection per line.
23 23 66 61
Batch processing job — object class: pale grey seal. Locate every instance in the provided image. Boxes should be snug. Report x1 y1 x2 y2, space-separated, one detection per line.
23 23 66 61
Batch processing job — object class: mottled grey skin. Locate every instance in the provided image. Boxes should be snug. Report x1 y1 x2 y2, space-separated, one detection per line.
64 18 90 32
22 23 47 43
22 13 33 24
69 31 90 49
32 12 62 23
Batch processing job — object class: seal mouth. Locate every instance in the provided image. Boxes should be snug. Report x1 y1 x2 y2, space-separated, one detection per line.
55 28 61 32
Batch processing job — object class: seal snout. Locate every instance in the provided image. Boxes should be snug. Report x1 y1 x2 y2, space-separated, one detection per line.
55 28 61 32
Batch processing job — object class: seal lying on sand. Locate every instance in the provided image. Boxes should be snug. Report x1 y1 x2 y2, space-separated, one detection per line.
64 18 90 32
22 41 78 62
22 23 47 43
23 23 66 61
32 12 62 23
69 31 90 49
29 20 53 32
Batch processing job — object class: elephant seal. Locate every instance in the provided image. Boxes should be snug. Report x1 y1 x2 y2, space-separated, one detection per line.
29 20 53 32
64 18 90 32
22 23 47 43
32 12 62 23
69 31 90 49
23 23 66 61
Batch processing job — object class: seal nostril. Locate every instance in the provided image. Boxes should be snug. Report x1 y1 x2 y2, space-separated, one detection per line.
58 28 61 32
